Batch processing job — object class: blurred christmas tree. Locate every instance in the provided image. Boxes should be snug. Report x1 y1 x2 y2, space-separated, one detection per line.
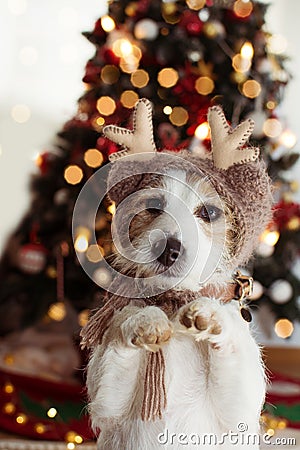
1 0 300 442
1 0 300 366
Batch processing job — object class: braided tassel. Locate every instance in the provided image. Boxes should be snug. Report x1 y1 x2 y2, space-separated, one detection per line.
141 348 166 421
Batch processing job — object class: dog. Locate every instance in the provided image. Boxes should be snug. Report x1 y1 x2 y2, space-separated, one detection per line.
81 99 273 449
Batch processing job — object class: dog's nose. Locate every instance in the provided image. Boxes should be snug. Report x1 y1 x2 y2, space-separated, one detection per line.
153 237 181 268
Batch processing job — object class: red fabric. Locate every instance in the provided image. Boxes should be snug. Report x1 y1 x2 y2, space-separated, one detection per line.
266 372 300 429
0 369 94 441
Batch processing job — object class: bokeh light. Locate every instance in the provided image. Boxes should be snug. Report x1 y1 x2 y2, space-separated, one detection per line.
169 107 189 126
11 104 31 123
84 149 104 168
157 68 179 88
120 90 139 108
101 15 116 32
64 165 83 185
96 96 116 116
195 76 215 95
242 80 261 98
274 318 294 339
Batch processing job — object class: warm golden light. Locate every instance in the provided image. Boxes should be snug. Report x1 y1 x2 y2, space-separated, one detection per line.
101 15 116 32
3 402 16 415
96 96 116 116
4 354 14 365
170 107 189 126
266 100 276 110
266 428 275 437
96 117 105 126
287 217 300 231
125 3 138 16
16 414 27 424
186 0 206 10
112 38 133 57
260 229 280 246
157 68 179 88
101 65 119 84
233 0 253 18
86 245 104 263
74 435 83 444
263 118 282 138
120 90 139 108
277 420 288 430
4 382 14 394
64 165 83 185
231 71 247 84
163 106 172 115
232 54 251 73
67 444 75 450
279 130 297 149
195 76 215 95
131 69 149 88
84 149 104 168
78 309 90 327
35 423 46 434
274 319 294 339
195 122 210 140
66 431 77 443
48 302 66 322
162 2 180 24
240 42 254 59
242 80 261 98
107 202 116 215
47 407 58 418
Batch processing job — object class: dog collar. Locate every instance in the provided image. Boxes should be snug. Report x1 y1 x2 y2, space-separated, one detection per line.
200 271 253 322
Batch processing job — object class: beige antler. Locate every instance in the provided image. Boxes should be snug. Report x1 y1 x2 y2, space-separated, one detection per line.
103 98 157 162
208 105 259 170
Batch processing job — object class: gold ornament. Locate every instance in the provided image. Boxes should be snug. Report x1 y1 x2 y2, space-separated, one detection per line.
186 0 206 11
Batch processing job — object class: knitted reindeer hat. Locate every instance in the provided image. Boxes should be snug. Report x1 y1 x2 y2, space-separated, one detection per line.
104 98 273 267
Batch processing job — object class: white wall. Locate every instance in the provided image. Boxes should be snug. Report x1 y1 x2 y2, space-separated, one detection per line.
0 0 107 252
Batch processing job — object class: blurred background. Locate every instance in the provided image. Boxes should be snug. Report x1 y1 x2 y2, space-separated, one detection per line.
0 0 300 446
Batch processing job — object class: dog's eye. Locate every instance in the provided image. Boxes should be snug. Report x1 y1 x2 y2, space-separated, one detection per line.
146 197 164 214
196 204 222 223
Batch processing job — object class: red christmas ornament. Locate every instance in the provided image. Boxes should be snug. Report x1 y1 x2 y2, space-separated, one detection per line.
273 201 300 230
17 243 47 275
180 11 204 36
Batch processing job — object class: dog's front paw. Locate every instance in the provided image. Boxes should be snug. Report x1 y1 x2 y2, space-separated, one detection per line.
121 306 173 352
178 299 224 344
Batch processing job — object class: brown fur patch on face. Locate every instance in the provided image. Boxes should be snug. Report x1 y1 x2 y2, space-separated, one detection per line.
128 174 165 243
187 173 240 269
110 174 166 277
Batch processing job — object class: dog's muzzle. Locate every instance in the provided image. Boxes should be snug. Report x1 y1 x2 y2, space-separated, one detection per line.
152 237 181 268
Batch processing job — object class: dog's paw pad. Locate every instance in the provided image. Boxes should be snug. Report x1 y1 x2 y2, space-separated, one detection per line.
122 307 173 352
132 326 172 349
178 300 223 341
195 315 209 331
